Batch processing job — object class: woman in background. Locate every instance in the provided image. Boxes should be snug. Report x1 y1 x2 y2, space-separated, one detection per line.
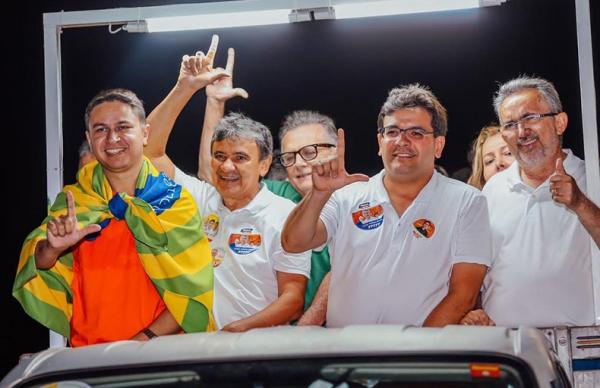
467 124 515 189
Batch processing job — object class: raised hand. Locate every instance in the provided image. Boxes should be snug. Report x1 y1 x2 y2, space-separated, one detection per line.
177 35 230 92
550 157 583 211
206 47 248 103
310 128 369 193
46 191 102 253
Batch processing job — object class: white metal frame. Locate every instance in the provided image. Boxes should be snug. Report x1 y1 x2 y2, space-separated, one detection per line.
42 0 599 347
575 0 600 324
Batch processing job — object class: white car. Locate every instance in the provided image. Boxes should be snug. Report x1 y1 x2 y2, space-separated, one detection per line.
1 325 571 388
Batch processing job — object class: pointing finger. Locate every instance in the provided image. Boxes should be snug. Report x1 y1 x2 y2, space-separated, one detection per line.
225 47 235 74
66 191 76 220
336 128 346 172
206 34 219 69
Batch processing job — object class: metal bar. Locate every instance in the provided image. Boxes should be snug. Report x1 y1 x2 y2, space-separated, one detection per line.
574 0 600 325
43 12 67 350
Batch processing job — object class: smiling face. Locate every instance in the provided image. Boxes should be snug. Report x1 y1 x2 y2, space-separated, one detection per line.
280 123 336 196
85 101 148 177
377 107 445 182
481 132 515 182
210 137 271 209
499 89 567 171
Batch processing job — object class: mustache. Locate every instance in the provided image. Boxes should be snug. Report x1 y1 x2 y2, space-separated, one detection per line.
392 147 417 156
517 134 538 146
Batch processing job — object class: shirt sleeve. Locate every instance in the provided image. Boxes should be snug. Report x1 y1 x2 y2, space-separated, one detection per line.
173 166 212 215
272 234 312 278
319 192 340 246
452 192 492 267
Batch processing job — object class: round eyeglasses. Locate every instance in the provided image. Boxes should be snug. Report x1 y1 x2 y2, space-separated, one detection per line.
278 143 336 167
378 126 435 141
500 112 560 133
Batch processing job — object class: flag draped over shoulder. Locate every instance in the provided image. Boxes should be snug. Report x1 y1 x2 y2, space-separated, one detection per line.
13 158 215 337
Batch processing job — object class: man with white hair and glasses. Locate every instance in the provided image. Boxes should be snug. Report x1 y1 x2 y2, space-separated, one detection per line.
461 76 600 327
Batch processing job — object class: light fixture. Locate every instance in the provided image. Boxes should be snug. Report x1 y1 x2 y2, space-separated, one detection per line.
335 0 485 20
143 8 291 32
121 0 508 33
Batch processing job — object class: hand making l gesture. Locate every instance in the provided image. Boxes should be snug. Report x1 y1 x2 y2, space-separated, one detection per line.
310 128 369 193
177 35 230 92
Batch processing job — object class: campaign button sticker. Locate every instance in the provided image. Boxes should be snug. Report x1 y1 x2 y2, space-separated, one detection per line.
352 203 384 230
203 214 220 242
412 218 435 239
211 248 225 268
228 232 262 255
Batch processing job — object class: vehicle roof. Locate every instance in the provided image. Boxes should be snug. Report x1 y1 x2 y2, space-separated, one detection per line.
2 325 558 387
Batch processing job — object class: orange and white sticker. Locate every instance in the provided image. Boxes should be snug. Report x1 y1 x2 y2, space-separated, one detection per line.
412 218 435 239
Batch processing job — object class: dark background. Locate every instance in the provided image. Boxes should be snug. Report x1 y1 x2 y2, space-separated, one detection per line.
3 0 599 376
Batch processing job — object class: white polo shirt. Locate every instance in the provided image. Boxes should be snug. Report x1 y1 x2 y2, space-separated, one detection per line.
321 170 492 327
174 167 311 329
481 149 595 327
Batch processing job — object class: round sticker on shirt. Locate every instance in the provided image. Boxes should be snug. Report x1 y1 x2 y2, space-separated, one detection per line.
228 229 262 255
203 214 220 242
211 248 225 268
352 203 384 230
412 218 435 239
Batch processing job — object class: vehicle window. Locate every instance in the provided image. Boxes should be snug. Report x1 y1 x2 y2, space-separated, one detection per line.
22 355 535 388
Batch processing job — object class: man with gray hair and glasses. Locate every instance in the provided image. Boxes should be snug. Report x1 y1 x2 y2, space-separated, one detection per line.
461 76 600 327
145 36 311 332
282 84 492 327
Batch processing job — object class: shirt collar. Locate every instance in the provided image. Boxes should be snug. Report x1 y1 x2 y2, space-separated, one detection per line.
506 148 575 191
374 169 439 204
218 182 271 213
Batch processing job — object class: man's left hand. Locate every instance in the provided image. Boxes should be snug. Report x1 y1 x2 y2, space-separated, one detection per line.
221 320 249 333
550 157 583 211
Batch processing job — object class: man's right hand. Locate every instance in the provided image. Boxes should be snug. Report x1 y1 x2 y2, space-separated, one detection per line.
176 35 230 92
460 309 495 326
310 128 369 194
206 47 248 103
45 191 102 254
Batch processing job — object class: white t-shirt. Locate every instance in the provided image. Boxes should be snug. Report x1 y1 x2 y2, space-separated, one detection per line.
482 149 595 327
174 167 311 328
321 170 492 327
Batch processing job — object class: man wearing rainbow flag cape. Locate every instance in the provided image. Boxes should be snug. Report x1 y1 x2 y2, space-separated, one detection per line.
13 89 214 346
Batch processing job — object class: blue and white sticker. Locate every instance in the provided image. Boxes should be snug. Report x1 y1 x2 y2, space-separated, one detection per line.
228 228 261 255
352 202 384 230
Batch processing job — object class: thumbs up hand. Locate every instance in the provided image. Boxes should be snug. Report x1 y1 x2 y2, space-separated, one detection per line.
549 157 583 210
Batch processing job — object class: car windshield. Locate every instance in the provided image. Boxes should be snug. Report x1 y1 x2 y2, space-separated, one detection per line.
23 355 535 388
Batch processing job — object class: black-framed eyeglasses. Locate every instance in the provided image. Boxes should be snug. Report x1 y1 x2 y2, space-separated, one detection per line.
500 112 560 132
378 125 436 141
278 143 336 167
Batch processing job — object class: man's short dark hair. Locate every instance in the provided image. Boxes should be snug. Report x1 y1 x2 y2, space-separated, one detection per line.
212 112 273 161
377 84 448 137
84 88 146 131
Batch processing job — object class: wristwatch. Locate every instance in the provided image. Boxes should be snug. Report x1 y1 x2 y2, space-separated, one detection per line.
143 328 158 339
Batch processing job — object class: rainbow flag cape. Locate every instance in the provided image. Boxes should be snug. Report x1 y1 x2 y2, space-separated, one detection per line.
13 158 215 337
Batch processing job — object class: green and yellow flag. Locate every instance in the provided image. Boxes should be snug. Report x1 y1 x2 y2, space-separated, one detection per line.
14 158 215 337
